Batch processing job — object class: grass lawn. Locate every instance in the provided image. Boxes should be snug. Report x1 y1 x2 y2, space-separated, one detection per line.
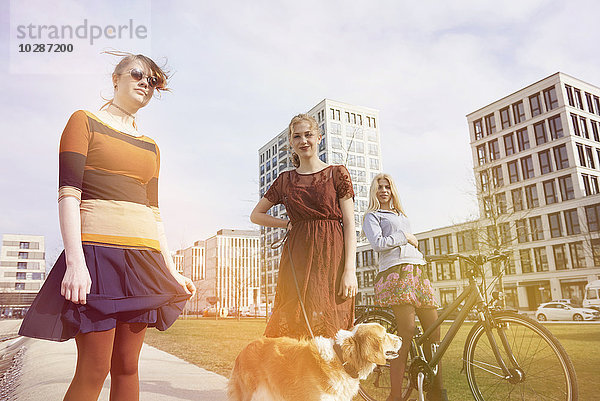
144 318 599 400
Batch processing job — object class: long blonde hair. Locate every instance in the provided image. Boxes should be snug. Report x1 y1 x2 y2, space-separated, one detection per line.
366 173 406 216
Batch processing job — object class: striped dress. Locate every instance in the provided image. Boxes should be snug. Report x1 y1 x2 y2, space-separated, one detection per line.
19 110 189 341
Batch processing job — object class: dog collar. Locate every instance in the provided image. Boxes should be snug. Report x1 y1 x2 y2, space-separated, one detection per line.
333 342 359 379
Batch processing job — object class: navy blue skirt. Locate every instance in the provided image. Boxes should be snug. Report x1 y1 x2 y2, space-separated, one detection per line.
19 245 190 341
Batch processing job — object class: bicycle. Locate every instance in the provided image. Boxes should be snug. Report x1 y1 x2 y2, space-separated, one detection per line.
355 253 579 401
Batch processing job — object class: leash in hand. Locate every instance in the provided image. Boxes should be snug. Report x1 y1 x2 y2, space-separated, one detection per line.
270 225 315 339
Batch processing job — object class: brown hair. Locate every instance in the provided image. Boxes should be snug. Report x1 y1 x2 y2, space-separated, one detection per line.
287 113 320 168
102 50 170 108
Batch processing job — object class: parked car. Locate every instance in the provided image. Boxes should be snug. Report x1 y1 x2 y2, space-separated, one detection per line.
536 302 600 321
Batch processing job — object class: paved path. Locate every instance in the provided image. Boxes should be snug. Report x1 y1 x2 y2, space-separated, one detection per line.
1 320 229 401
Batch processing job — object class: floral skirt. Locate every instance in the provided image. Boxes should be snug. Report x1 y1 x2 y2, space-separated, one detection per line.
374 264 439 308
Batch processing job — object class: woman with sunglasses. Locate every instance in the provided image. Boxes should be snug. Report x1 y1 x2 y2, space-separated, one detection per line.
19 52 195 401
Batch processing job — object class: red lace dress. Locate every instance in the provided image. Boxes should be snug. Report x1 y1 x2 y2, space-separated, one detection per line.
264 165 355 338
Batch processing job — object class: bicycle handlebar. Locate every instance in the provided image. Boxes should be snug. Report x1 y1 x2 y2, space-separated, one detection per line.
425 252 508 266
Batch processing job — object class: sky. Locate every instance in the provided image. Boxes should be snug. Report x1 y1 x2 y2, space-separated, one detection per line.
2 0 600 265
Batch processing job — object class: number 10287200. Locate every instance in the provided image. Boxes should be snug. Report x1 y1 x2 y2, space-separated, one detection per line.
18 43 74 53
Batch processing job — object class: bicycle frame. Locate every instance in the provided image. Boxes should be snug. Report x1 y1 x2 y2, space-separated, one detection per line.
415 274 523 382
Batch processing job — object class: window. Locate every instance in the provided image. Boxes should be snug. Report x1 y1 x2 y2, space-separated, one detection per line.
433 235 453 255
477 145 487 165
595 96 600 116
456 230 478 252
488 139 500 161
529 216 544 241
19 242 29 249
500 107 511 129
480 171 489 192
500 223 512 245
553 145 569 169
17 262 26 269
548 115 564 139
574 88 584 109
369 157 378 169
32 272 42 280
511 188 524 211
564 209 581 235
592 176 600 194
571 113 581 136
543 180 558 204
418 238 431 256
569 242 586 268
436 262 456 281
553 244 568 270
558 175 574 200
543 86 558 110
15 283 25 290
580 116 589 138
16 272 26 280
524 184 539 208
548 212 563 238
368 144 378 156
533 122 547 145
516 128 530 151
582 173 592 196
516 219 529 243
491 166 503 188
474 119 483 140
586 145 595 168
507 160 520 183
591 120 600 141
565 85 575 106
521 156 534 179
495 192 507 213
513 101 525 124
503 133 516 155
576 143 586 166
18 252 28 259
520 249 533 273
592 238 600 266
529 93 543 116
585 204 600 231
484 114 496 135
533 247 549 272
538 150 553 174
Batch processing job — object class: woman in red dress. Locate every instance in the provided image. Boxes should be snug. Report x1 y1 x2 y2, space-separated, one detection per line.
250 113 357 338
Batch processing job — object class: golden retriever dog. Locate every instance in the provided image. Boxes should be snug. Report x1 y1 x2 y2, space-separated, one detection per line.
228 323 401 401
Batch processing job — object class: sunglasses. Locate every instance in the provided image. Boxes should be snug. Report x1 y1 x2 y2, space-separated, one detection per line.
125 68 160 88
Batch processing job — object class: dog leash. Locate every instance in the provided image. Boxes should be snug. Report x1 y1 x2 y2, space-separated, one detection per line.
271 229 315 339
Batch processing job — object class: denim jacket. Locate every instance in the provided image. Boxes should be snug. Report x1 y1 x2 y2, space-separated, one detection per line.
363 209 425 272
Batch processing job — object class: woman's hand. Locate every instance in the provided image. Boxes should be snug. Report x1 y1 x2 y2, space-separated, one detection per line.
61 258 92 304
338 269 358 299
405 232 419 248
173 272 196 297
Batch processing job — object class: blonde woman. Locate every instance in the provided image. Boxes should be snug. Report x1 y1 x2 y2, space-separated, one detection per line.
19 53 195 401
250 113 357 338
362 174 446 401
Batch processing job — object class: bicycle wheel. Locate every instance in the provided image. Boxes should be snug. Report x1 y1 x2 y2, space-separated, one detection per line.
464 311 578 401
355 310 413 401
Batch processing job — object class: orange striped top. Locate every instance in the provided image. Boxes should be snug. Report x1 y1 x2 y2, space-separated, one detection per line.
58 110 162 251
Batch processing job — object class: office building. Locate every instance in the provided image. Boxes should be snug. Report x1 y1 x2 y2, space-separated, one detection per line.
173 240 205 314
0 234 46 315
356 72 600 310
